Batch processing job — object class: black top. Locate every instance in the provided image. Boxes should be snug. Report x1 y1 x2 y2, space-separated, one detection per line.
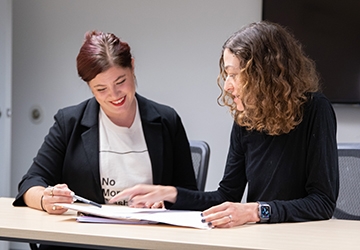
173 92 339 223
13 93 197 206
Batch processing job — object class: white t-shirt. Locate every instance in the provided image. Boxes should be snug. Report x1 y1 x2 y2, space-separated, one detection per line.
99 100 152 204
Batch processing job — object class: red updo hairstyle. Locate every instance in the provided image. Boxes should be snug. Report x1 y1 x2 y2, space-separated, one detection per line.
76 31 132 83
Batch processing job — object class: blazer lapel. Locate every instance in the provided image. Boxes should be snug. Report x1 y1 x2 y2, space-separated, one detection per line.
80 98 102 198
137 94 164 184
80 95 165 190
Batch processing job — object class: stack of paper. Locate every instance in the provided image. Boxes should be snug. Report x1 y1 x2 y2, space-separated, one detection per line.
55 203 210 229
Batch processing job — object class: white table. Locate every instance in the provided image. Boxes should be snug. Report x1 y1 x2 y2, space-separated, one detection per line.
1 197 359 250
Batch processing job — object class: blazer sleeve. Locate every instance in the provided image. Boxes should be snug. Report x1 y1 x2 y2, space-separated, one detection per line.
13 109 68 206
154 107 199 192
138 94 198 192
167 112 198 190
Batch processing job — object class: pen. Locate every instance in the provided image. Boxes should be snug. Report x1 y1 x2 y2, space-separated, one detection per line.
73 194 102 208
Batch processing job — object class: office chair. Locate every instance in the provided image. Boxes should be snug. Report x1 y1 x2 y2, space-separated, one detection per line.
333 143 360 220
189 140 210 191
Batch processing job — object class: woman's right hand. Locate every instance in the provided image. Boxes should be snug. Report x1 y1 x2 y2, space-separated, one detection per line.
24 184 74 214
41 184 74 214
109 184 177 208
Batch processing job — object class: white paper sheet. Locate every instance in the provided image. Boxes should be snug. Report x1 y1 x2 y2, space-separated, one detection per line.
55 203 210 229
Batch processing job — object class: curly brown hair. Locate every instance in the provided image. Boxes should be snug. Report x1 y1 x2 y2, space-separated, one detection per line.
217 21 320 135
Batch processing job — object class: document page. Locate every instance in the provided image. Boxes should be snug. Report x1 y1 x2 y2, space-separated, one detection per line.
56 203 210 229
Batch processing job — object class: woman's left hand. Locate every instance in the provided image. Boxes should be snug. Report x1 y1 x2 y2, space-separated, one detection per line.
201 201 259 228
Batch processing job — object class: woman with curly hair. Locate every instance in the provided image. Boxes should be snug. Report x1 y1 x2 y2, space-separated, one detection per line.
110 21 339 228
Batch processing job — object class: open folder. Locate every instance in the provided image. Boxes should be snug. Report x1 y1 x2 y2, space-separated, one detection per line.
55 203 211 229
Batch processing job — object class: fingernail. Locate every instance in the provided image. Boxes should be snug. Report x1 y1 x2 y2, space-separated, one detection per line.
208 222 212 227
200 212 204 217
201 218 206 223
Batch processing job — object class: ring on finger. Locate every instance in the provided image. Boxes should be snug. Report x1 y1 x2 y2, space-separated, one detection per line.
228 214 232 222
50 187 54 197
52 205 56 211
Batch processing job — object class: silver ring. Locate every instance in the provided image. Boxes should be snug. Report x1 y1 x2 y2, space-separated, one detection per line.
228 214 232 221
52 205 56 211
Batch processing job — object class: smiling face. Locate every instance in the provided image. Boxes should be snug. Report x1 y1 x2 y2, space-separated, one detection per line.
223 48 245 111
89 63 136 127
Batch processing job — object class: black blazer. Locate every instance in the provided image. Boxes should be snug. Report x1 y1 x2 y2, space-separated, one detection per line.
13 94 197 205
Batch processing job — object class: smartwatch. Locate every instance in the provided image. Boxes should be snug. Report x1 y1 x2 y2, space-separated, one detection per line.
257 202 271 223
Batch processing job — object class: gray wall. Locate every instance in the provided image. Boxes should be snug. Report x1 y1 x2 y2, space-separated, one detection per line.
0 0 12 197
0 0 12 248
333 104 360 142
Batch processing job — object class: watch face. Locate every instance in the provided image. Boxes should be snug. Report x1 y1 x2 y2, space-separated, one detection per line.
260 205 271 219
